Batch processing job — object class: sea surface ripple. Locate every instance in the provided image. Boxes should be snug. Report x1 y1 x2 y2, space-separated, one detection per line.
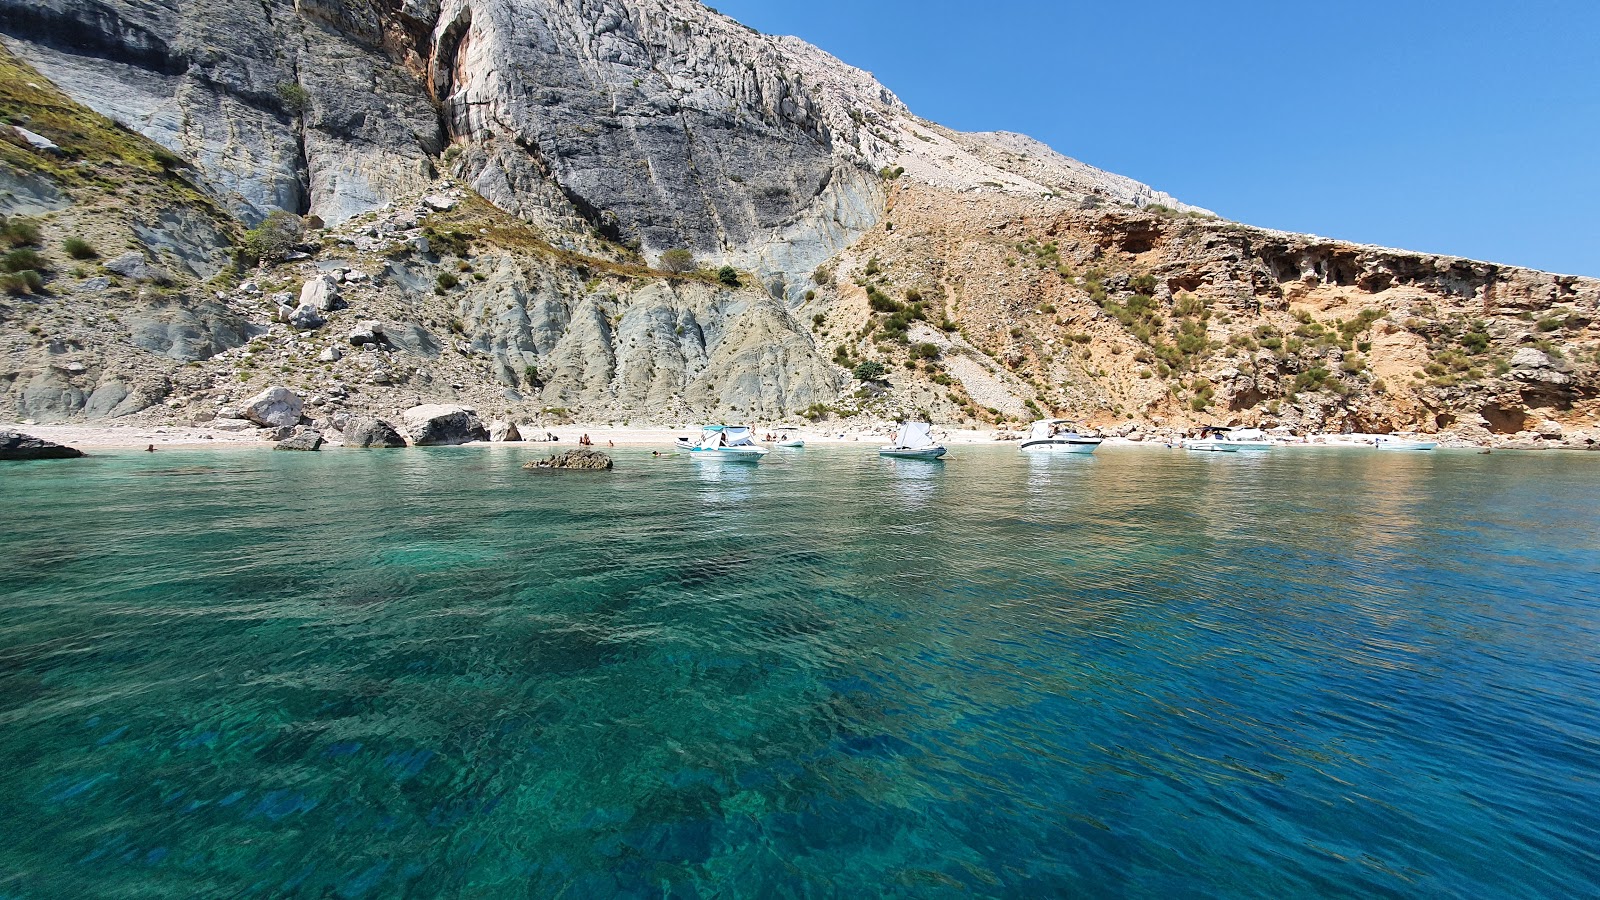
1 445 1597 897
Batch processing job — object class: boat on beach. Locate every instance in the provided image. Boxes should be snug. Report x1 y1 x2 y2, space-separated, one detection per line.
676 425 770 459
1018 419 1102 454
880 421 947 460
1375 433 1438 451
1182 426 1274 452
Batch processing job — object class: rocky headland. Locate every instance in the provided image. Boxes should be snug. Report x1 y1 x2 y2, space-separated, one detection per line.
0 0 1594 450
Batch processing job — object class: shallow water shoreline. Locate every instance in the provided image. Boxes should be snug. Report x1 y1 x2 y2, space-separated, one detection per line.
9 420 1591 455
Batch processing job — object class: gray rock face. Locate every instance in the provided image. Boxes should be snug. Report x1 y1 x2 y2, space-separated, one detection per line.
274 427 324 451
105 252 168 284
343 417 407 448
242 386 305 428
488 420 521 442
0 166 69 215
126 299 250 362
2 0 442 225
130 207 231 279
0 430 85 459
402 403 487 445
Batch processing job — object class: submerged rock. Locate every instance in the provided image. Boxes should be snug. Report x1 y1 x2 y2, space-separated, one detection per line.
525 449 612 470
343 417 406 448
0 430 85 460
402 404 487 446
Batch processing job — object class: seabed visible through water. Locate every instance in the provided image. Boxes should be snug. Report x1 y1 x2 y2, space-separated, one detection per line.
1 445 1597 897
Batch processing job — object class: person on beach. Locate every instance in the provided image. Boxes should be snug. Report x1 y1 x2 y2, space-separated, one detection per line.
580 433 592 446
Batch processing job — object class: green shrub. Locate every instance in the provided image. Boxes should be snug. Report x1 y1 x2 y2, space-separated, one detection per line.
812 313 826 327
277 83 311 115
523 364 540 386
852 360 887 382
804 289 816 302
910 342 941 360
0 270 44 295
435 272 459 293
659 248 695 273
0 216 41 248
62 237 97 260
239 211 304 262
802 403 833 421
2 248 44 273
1536 317 1562 332
1130 273 1159 294
863 257 882 277
716 265 740 287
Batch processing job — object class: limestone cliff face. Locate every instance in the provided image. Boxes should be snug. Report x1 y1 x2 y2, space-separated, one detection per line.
0 0 1194 280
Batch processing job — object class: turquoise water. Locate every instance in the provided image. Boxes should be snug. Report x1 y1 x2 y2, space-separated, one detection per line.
2 446 1598 898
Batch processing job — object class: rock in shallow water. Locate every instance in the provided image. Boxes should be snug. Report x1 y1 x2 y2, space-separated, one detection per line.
274 428 323 451
0 430 85 460
403 404 487 446
525 449 612 470
343 418 406 448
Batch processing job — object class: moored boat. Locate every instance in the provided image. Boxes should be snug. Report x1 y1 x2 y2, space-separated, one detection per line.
880 421 947 460
1375 433 1438 451
1018 419 1102 454
680 425 769 459
1182 426 1274 452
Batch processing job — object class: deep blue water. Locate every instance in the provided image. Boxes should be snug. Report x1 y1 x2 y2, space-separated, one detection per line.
1 445 1598 898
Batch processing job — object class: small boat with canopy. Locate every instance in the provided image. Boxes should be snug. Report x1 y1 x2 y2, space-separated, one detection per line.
1019 419 1102 454
1182 426 1274 452
676 425 769 459
879 421 947 460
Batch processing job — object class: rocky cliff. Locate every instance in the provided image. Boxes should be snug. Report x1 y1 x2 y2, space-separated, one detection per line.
0 0 1596 444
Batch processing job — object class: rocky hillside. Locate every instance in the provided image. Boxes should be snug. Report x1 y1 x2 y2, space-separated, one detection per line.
0 0 1596 445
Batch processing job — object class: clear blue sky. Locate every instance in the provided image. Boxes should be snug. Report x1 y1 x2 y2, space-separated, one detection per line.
710 0 1600 276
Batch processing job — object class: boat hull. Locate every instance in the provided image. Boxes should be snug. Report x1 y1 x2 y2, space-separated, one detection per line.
688 447 768 460
880 447 947 460
777 440 805 448
1019 438 1100 454
1182 439 1270 451
1182 440 1239 452
1376 440 1437 451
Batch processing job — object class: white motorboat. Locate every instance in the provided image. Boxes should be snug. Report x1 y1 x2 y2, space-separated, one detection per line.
1182 426 1274 452
1018 419 1102 454
680 425 769 459
776 438 805 448
880 421 947 460
1375 434 1438 451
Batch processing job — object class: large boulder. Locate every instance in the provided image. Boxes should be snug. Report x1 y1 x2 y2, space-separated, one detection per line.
274 427 323 451
299 275 341 311
402 404 487 446
287 303 325 330
242 386 305 428
343 417 407 448
0 430 85 460
525 449 613 470
349 321 386 347
489 420 522 442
